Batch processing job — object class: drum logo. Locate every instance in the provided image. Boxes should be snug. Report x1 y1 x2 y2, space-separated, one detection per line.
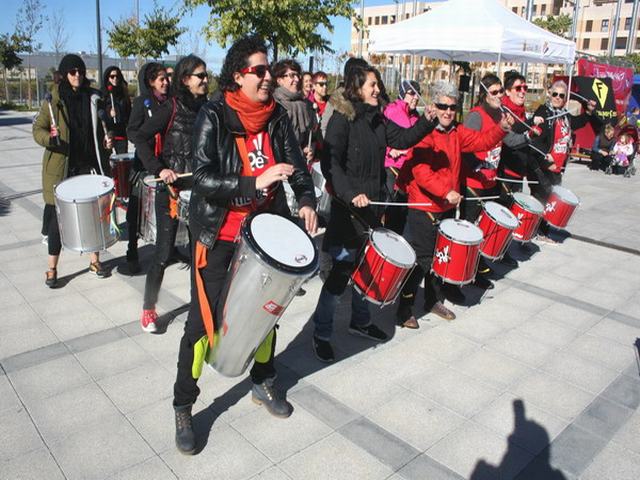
545 201 556 213
434 246 451 264
294 254 308 264
263 301 284 316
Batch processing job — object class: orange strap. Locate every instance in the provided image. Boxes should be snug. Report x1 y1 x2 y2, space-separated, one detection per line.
234 136 253 177
195 242 228 347
169 194 179 219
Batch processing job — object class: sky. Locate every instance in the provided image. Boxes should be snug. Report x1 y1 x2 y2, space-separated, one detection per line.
0 0 400 72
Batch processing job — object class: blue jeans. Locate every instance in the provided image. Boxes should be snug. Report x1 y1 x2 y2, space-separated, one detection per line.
311 247 371 340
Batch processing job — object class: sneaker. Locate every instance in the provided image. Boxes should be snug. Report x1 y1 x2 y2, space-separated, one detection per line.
141 309 158 333
45 268 57 288
89 261 109 278
252 377 292 418
174 405 196 455
348 323 388 342
312 336 335 363
396 305 419 329
536 234 558 245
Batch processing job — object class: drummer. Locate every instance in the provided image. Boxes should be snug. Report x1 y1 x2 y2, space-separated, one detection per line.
101 66 131 154
129 55 208 334
395 81 510 326
33 54 113 287
171 36 317 455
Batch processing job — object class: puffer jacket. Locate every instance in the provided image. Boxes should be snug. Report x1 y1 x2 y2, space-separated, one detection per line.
383 99 419 169
189 97 316 249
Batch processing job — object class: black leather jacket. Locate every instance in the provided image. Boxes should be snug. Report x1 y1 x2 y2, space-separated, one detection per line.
190 98 316 248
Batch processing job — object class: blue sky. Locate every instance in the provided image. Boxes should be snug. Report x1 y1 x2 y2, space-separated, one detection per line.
1 0 398 71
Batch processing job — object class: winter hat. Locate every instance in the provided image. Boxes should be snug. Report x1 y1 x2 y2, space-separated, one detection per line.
58 54 86 75
399 80 420 99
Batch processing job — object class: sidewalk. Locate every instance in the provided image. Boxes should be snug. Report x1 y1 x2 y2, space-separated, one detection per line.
1 110 639 480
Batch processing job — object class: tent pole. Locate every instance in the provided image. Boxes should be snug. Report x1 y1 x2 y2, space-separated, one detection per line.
497 52 502 78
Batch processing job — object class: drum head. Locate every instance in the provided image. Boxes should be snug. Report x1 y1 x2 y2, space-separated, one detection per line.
484 201 519 229
179 190 191 202
109 153 135 162
55 175 114 202
371 229 416 267
552 186 579 205
512 192 544 214
246 213 317 273
439 219 483 245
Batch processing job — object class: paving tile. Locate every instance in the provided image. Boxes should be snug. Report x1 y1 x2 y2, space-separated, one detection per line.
248 466 292 480
395 454 465 480
427 421 533 480
0 406 44 460
602 374 640 410
160 423 271 480
0 374 20 413
366 390 465 451
76 337 154 381
610 408 640 455
0 319 59 359
288 384 360 430
573 396 633 440
472 393 568 456
588 317 640 347
486 330 557 368
535 303 603 332
0 342 68 374
543 424 605 477
580 443 640 480
48 415 155 480
107 456 177 480
570 287 630 311
516 317 581 349
563 334 636 372
279 432 394 480
231 399 332 463
402 326 481 364
539 351 620 395
0 447 65 480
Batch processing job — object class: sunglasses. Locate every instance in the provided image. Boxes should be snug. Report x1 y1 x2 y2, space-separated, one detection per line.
435 103 457 111
513 85 528 92
189 72 208 80
240 65 271 79
109 74 118 79
551 91 566 99
68 68 85 77
489 87 505 95
405 90 417 96
315 82 327 87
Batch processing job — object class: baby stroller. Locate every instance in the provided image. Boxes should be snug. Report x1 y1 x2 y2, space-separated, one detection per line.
605 125 637 177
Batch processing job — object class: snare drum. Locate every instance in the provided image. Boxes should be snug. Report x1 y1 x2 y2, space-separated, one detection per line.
351 228 416 306
109 152 135 199
510 193 544 242
212 212 318 377
476 201 519 260
432 219 483 285
543 186 579 229
139 176 189 246
54 174 118 252
178 190 191 224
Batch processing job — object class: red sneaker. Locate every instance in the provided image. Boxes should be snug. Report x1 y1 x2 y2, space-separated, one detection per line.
141 309 158 333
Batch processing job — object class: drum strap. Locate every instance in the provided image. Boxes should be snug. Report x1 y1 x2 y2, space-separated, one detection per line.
194 242 228 348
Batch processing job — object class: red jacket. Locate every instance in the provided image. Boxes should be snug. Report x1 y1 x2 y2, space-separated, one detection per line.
398 123 506 212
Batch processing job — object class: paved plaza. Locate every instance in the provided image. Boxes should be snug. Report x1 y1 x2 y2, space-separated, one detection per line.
0 109 639 479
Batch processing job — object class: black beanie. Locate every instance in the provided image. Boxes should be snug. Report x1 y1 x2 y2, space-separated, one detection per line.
399 80 420 99
58 54 86 74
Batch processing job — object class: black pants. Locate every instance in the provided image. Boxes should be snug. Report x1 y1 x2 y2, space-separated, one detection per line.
498 173 522 208
384 167 408 235
43 204 62 256
143 188 180 309
113 139 128 154
398 208 454 311
531 170 560 236
173 240 276 407
463 185 498 223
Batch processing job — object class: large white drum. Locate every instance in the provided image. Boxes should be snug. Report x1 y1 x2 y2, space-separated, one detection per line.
139 175 189 246
54 174 118 252
211 212 318 377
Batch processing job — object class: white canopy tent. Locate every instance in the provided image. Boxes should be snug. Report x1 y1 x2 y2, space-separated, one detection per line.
368 0 576 65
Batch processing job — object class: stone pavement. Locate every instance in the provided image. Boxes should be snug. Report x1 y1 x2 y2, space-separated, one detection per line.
0 109 639 480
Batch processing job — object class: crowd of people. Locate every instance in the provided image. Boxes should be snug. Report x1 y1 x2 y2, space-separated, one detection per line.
33 36 600 455
589 109 638 176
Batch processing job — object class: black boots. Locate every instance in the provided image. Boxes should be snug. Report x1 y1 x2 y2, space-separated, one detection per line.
252 378 292 418
174 405 196 455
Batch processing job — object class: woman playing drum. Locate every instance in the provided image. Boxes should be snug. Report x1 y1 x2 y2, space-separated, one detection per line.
395 81 510 326
171 36 317 455
33 54 112 287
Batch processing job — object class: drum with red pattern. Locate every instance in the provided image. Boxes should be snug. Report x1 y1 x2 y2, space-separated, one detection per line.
510 193 544 242
432 219 483 285
476 201 519 260
543 186 579 229
109 153 134 199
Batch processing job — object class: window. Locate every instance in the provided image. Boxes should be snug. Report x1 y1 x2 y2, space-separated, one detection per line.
381 16 388 25
541 4 547 15
533 5 537 15
602 19 609 32
367 16 372 26
374 16 380 25
512 7 517 13
583 38 590 49
625 17 632 30
585 20 593 32
601 38 609 50
390 15 395 24
615 37 627 49
636 37 640 49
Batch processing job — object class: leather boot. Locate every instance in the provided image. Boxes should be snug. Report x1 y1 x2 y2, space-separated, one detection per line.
174 405 196 455
252 377 292 418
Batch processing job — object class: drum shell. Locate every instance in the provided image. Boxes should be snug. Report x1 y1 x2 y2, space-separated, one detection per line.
476 210 516 260
510 202 542 242
138 178 190 246
178 191 191 224
211 235 317 377
543 191 578 229
54 177 118 253
431 229 481 285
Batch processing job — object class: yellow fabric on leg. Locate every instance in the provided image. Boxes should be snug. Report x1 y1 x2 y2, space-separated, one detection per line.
192 335 210 379
254 329 275 364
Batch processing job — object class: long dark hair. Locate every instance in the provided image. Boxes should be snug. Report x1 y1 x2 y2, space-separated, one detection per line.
102 66 128 97
343 65 382 104
144 62 167 89
476 73 502 106
219 35 268 93
171 54 207 102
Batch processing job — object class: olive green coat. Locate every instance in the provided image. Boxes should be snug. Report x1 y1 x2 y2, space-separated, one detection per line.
32 84 111 205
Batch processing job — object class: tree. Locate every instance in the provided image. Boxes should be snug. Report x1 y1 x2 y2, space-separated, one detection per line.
107 3 185 59
0 33 26 101
184 0 353 61
48 10 69 64
533 14 573 38
15 0 43 106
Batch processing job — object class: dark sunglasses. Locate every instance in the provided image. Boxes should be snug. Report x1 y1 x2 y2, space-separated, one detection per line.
189 72 208 80
551 91 566 99
405 90 417 96
512 84 528 92
489 87 505 95
435 103 457 111
315 82 327 87
68 68 85 76
108 74 118 79
240 65 271 78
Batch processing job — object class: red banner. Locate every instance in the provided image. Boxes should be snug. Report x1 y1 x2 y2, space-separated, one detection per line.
576 58 633 116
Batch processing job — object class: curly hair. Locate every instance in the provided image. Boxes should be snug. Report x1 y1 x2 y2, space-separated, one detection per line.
171 54 207 100
272 59 302 79
219 36 269 92
430 80 458 103
343 65 381 104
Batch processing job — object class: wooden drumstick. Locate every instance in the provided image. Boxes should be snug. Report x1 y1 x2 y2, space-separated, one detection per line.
149 172 193 183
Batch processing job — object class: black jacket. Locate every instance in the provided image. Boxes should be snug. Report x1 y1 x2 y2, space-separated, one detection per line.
102 70 131 138
189 98 316 249
322 95 435 248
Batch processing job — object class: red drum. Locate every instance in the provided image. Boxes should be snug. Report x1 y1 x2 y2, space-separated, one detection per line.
352 228 416 306
109 153 134 199
476 201 519 260
432 219 483 285
544 186 579 229
510 193 544 243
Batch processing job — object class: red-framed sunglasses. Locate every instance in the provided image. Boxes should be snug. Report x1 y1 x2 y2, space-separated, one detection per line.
240 65 271 78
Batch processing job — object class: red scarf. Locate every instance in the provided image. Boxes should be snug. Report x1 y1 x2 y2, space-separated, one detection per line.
502 96 525 121
224 89 275 134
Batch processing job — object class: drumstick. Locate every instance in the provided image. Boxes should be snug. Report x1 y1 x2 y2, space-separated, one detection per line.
455 203 461 220
570 91 590 103
149 172 193 183
405 80 430 109
477 81 536 133
496 176 539 185
464 195 501 201
44 93 61 146
369 201 433 207
545 110 569 121
528 143 548 158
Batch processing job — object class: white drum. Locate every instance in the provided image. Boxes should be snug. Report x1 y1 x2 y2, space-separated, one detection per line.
284 182 322 216
139 175 189 246
211 212 318 377
178 190 191 224
54 174 118 252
